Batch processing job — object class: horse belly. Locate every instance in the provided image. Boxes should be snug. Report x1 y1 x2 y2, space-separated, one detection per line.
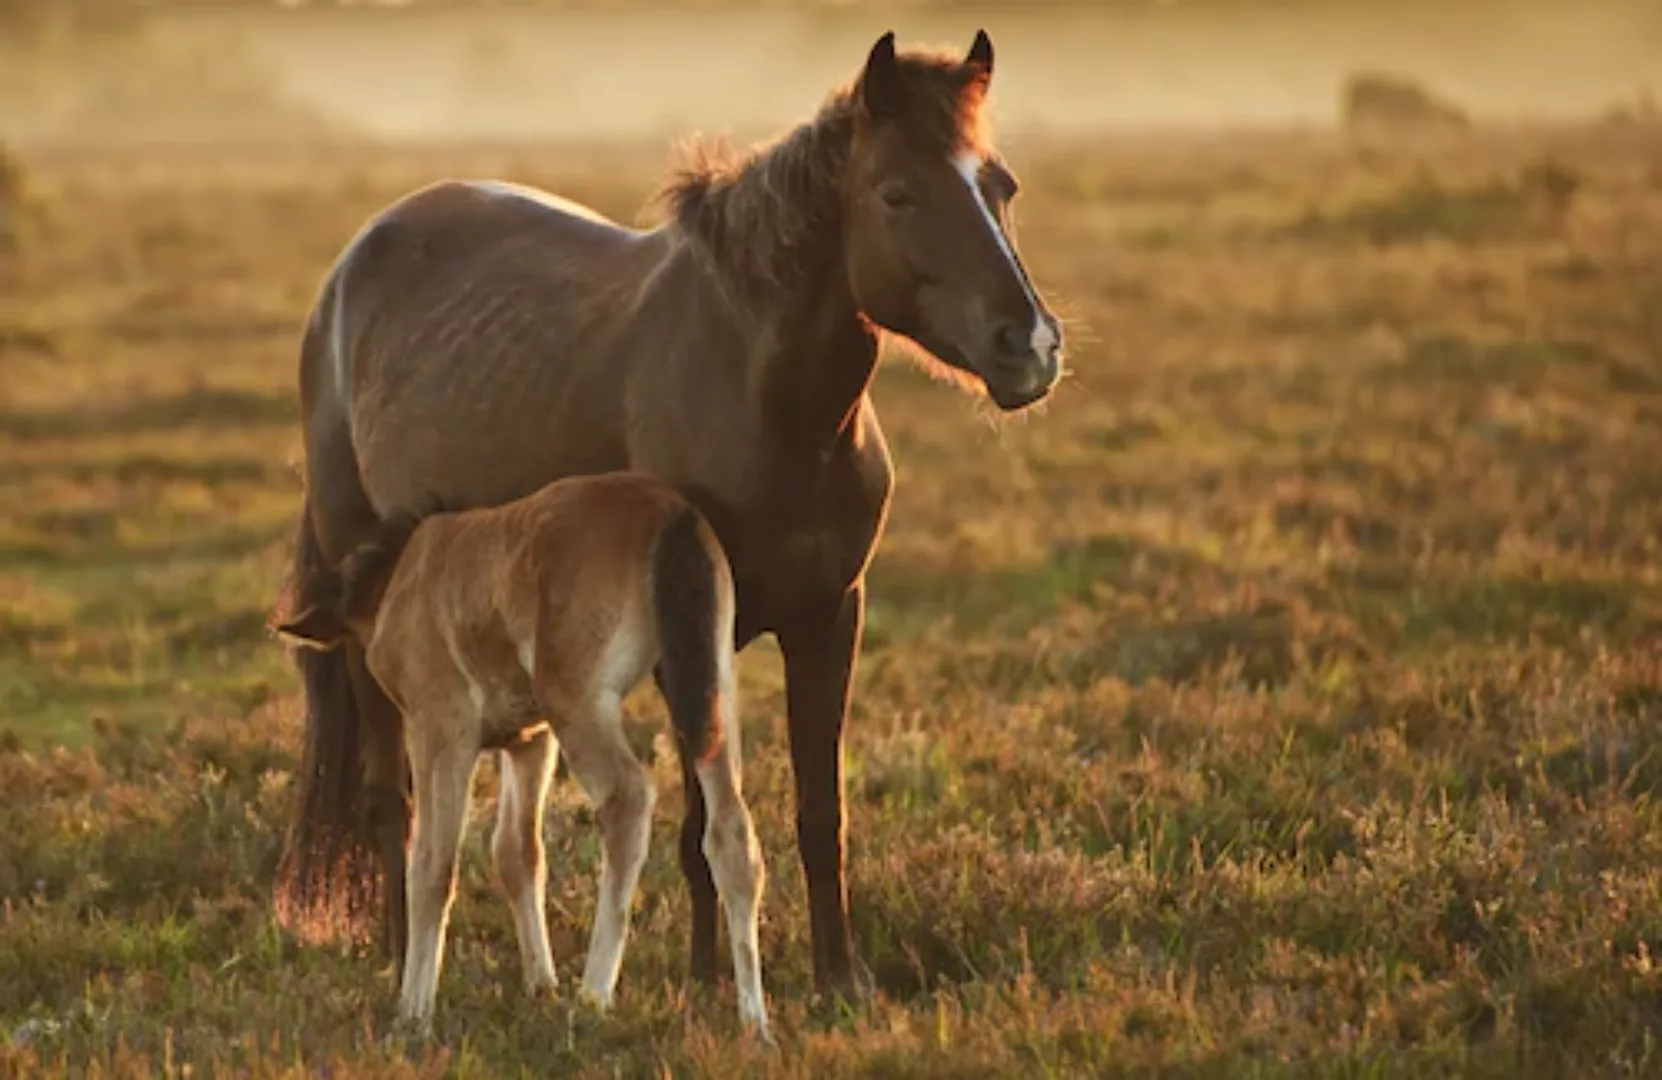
352 329 631 519
365 422 627 522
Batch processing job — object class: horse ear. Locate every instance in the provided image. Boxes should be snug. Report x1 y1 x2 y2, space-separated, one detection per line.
965 29 994 86
858 30 902 121
273 604 347 651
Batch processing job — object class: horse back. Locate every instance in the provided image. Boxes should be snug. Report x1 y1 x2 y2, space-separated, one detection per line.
304 180 667 527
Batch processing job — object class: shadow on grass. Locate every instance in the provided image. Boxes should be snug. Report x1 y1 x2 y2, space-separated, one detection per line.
1382 333 1658 394
869 533 1225 637
0 386 297 442
872 527 1657 695
0 518 293 575
1275 158 1579 246
1333 564 1659 652
872 533 1351 691
6 452 290 490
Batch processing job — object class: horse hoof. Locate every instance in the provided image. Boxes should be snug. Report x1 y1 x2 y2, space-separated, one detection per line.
814 960 876 1009
853 958 877 1003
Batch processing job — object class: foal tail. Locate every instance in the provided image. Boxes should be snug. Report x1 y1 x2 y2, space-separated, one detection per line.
651 505 733 764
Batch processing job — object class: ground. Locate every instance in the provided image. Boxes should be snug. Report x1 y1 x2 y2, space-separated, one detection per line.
1 122 1660 1078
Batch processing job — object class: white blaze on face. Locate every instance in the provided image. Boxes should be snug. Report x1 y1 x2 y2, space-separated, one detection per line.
951 150 1060 361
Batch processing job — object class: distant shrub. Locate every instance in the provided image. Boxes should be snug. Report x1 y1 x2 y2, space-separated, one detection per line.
1602 87 1660 126
1282 157 1582 246
0 138 23 255
1342 71 1470 137
0 138 22 205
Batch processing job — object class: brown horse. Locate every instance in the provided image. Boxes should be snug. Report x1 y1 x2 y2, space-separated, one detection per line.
274 28 1065 1000
276 472 770 1039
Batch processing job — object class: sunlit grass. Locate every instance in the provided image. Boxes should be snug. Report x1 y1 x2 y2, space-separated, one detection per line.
2 124 1661 1076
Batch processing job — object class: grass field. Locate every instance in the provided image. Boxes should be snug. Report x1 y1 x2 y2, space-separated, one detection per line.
1 120 1661 1077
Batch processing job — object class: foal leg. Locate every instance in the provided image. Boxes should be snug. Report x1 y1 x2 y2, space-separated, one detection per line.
491 728 559 996
692 705 770 1038
559 696 655 1010
398 725 478 1031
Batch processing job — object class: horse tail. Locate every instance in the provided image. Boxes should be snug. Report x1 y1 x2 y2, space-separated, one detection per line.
272 500 385 947
271 276 408 956
651 504 732 765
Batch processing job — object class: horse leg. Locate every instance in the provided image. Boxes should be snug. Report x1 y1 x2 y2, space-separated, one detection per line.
778 583 865 999
661 665 721 985
397 721 478 1031
346 644 412 977
557 693 656 1010
492 729 560 996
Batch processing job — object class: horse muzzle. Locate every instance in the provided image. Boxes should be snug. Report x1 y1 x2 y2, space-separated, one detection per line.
980 337 1062 411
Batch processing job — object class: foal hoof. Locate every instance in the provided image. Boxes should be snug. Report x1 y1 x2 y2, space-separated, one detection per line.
524 973 559 1001
385 1012 433 1053
576 984 614 1015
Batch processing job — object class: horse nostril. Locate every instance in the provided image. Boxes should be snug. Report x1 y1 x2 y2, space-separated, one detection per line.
993 321 1028 357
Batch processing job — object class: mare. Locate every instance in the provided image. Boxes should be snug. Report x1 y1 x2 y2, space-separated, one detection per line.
273 27 1065 1000
276 472 770 1038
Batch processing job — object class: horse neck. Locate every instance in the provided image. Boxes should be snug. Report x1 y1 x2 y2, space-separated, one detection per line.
748 248 879 449
664 104 879 448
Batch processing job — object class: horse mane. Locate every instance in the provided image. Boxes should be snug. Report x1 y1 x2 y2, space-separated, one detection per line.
656 45 990 297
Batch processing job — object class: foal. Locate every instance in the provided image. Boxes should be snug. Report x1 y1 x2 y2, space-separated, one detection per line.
275 472 769 1038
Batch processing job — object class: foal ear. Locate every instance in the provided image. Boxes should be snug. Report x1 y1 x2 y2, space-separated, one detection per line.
273 604 347 651
858 30 902 121
965 28 995 86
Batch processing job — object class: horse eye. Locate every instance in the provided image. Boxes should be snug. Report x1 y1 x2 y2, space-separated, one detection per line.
879 183 913 210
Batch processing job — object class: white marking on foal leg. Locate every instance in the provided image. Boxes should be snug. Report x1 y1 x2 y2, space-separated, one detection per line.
399 734 478 1029
492 729 559 995
562 695 656 1011
951 150 1060 361
696 732 771 1040
583 770 654 1009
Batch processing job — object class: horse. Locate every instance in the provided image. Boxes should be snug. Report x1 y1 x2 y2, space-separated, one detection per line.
275 471 771 1038
273 27 1065 1001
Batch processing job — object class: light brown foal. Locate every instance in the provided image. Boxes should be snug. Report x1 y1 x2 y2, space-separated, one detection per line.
277 472 769 1039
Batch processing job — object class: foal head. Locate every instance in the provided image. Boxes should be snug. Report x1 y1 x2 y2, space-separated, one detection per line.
843 30 1063 412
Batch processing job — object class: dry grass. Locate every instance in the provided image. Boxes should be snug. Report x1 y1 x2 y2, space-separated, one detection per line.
2 123 1661 1077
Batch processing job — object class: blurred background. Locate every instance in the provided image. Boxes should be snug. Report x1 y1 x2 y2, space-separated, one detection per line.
1 0 1658 148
